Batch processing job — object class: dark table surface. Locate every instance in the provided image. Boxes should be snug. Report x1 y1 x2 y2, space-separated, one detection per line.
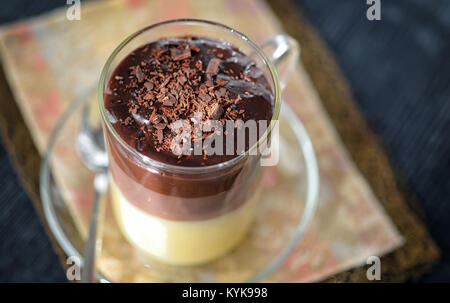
0 0 448 282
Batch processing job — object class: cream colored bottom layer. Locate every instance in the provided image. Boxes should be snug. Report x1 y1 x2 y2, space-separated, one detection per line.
110 180 259 265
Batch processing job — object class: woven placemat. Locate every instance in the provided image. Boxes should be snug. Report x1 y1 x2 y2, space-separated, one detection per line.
0 0 439 282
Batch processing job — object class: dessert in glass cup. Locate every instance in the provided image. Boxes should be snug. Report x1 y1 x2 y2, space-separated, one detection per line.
99 19 287 265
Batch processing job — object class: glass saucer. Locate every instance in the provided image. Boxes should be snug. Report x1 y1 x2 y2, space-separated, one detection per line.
40 91 319 282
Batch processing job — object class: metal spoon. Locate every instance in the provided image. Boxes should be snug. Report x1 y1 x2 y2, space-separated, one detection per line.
76 101 109 283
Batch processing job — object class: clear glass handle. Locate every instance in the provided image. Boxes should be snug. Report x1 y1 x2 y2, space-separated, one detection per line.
260 34 300 90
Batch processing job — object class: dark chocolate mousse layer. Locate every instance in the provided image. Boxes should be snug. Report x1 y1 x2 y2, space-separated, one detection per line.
104 36 274 166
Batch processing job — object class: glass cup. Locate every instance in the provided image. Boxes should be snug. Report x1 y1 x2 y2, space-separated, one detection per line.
99 18 299 266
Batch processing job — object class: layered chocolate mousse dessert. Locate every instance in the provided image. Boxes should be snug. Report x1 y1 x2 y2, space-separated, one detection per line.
103 36 274 265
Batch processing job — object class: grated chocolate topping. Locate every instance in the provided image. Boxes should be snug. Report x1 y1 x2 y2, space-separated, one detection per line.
104 36 274 166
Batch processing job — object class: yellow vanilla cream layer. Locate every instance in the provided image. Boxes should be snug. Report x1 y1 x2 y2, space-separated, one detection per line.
110 180 259 265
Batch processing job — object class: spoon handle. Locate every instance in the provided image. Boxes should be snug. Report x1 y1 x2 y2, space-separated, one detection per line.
81 183 106 283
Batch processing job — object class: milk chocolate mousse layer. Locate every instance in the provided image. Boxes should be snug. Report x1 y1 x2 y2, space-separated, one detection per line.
103 36 274 220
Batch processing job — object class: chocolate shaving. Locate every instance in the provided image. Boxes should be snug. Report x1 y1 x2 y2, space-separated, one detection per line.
209 104 223 120
143 92 153 101
154 123 167 130
206 58 221 75
151 114 162 125
163 94 177 106
144 81 154 90
190 45 200 52
157 129 164 143
135 66 145 83
205 76 214 87
124 116 133 126
215 87 227 98
199 93 211 102
170 46 191 61
216 78 228 86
